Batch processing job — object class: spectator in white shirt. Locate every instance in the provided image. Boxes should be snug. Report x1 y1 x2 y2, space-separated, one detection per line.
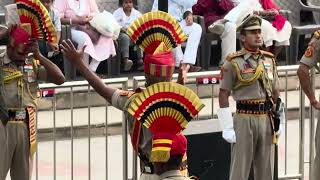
113 0 143 71
174 9 202 76
152 0 197 22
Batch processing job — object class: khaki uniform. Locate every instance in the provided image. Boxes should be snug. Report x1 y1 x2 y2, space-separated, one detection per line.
0 48 47 180
220 49 279 180
111 89 190 180
111 89 160 180
300 30 320 180
160 170 189 180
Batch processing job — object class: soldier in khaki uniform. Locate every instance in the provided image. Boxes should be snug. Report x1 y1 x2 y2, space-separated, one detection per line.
154 134 190 180
60 11 193 180
218 15 280 180
0 25 65 180
297 30 320 180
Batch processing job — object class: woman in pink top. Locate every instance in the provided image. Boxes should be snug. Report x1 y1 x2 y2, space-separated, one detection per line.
54 0 117 72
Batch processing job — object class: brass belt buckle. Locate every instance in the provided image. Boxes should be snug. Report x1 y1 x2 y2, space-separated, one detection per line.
258 102 265 112
15 110 26 120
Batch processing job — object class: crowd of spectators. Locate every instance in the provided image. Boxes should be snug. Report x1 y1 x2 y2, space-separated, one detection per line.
1 0 295 78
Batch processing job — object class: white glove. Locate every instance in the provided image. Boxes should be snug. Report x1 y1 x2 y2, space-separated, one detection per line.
222 128 236 143
218 107 236 143
276 101 285 136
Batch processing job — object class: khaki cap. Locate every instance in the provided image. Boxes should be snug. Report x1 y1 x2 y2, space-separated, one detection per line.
237 14 262 32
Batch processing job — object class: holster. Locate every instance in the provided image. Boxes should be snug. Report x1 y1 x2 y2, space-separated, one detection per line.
272 98 282 132
268 98 281 144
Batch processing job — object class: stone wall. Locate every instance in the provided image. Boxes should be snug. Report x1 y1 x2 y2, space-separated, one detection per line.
0 0 154 14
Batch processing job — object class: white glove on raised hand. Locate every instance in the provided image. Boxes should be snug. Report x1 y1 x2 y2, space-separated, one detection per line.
276 101 285 136
218 107 236 143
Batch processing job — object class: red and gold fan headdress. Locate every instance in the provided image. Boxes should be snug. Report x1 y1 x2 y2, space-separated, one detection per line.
127 11 187 77
127 11 187 54
15 0 57 43
127 82 204 162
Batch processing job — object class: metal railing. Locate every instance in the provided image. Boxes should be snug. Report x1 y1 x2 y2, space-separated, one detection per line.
132 65 308 180
31 65 317 180
36 78 128 180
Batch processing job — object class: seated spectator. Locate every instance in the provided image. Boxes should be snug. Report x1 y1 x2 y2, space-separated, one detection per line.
192 0 236 65
209 0 292 59
152 0 200 83
41 0 61 53
152 0 197 22
39 0 63 71
174 10 202 73
113 0 143 71
54 0 117 73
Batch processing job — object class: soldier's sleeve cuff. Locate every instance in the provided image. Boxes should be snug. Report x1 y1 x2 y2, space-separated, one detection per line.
111 89 121 109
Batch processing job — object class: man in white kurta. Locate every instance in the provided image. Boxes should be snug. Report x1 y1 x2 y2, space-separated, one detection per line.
174 10 202 72
152 0 202 77
152 0 197 22
209 0 292 59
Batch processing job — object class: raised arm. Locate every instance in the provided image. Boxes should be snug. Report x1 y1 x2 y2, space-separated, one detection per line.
60 39 117 103
31 42 65 85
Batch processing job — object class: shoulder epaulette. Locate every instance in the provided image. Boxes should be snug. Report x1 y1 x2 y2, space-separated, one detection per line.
119 90 136 98
226 50 246 61
314 30 320 39
260 50 274 58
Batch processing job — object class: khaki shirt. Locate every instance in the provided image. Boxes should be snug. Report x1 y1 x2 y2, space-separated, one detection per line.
0 48 47 110
111 89 153 161
300 30 320 68
220 49 279 101
160 170 190 180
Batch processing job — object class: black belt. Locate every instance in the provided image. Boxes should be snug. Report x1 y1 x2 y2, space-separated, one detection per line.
236 100 272 114
8 109 27 121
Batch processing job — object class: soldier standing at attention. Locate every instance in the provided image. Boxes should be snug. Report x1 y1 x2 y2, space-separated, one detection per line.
218 14 280 180
297 30 320 180
0 24 65 180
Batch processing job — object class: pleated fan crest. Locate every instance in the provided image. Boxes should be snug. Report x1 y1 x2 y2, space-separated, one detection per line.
127 11 187 54
16 0 57 43
127 82 204 134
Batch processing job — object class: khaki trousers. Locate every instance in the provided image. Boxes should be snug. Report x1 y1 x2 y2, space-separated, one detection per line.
3 122 29 180
140 173 160 180
229 113 273 180
311 120 320 180
0 121 7 180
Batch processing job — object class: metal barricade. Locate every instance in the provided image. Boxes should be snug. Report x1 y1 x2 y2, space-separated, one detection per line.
33 64 317 180
36 77 128 180
132 65 307 180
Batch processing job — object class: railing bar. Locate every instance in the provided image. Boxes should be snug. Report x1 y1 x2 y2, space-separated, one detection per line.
122 82 128 180
71 87 74 180
299 85 305 180
36 109 39 180
132 80 138 180
285 70 288 174
88 85 91 180
105 91 108 180
310 69 316 178
212 84 214 119
53 94 57 180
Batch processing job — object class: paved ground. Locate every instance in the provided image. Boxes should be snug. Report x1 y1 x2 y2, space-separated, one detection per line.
4 118 312 180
